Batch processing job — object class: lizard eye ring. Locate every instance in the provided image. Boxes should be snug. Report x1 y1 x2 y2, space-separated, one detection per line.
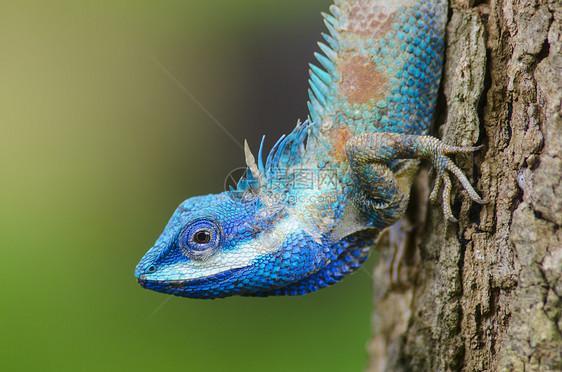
179 219 222 260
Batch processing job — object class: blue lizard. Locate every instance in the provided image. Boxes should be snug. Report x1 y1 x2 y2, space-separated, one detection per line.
135 0 484 298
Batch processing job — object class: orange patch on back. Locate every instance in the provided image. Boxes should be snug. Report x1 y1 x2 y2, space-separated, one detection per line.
369 12 396 38
346 6 396 38
339 55 389 105
329 126 353 161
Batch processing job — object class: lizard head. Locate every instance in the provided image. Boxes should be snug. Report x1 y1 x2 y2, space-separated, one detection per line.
135 124 375 298
135 190 333 298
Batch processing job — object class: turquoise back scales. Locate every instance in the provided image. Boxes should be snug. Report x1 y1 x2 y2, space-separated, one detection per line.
306 0 447 166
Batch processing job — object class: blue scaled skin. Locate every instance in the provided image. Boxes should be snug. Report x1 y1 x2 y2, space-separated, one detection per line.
136 0 484 298
136 192 374 298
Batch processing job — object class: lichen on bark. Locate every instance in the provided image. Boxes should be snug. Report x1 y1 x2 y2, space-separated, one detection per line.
367 0 562 370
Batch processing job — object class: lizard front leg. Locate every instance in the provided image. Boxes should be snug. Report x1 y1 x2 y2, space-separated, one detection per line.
345 133 485 223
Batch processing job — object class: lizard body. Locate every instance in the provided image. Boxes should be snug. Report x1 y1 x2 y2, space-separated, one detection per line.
136 0 483 298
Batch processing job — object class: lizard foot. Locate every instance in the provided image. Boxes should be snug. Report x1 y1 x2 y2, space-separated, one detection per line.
426 141 486 222
344 133 485 223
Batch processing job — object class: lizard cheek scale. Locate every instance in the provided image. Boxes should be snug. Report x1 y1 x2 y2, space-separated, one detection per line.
135 0 484 299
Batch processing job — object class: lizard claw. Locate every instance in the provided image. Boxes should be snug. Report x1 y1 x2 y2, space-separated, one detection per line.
441 173 458 222
428 170 441 204
430 143 485 222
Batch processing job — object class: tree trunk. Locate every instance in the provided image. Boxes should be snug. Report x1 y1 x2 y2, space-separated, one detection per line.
367 0 562 370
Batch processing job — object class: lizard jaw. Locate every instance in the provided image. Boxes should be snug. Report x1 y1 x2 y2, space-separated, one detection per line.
136 267 248 298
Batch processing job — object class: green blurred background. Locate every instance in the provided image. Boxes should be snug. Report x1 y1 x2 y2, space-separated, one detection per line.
1 1 378 370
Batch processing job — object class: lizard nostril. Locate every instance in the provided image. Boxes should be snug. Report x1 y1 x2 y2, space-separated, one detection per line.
148 266 156 273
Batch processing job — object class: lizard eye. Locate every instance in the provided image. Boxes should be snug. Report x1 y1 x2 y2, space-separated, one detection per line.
179 219 222 260
194 230 211 244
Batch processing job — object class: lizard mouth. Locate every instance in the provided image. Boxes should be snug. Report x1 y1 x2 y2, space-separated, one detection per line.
136 266 246 297
137 276 199 288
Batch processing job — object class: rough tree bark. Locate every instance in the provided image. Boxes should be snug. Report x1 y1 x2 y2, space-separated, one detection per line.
367 0 562 370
